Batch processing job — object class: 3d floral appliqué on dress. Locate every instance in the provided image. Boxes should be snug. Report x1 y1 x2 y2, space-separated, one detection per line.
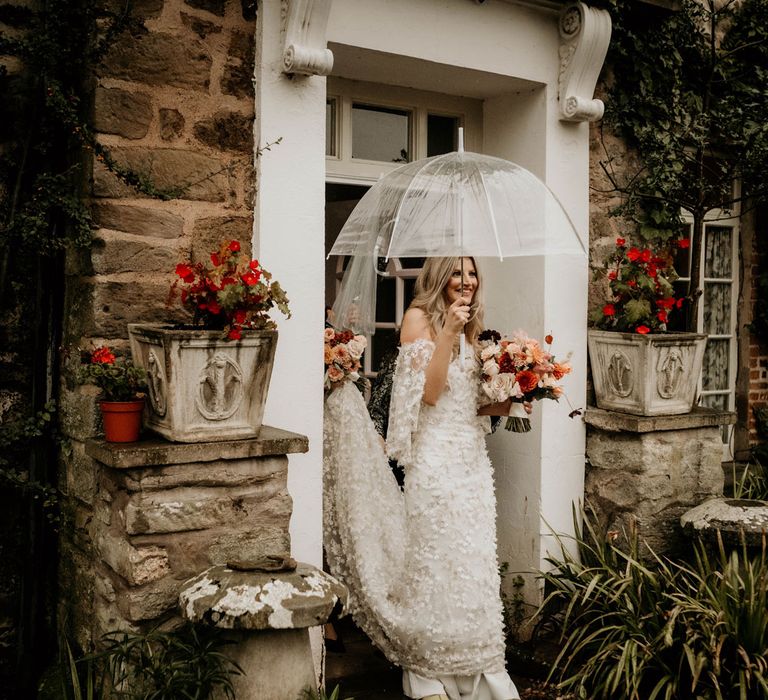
324 339 517 698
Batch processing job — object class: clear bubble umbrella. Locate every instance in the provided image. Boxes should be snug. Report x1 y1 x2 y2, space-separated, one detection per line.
329 130 586 355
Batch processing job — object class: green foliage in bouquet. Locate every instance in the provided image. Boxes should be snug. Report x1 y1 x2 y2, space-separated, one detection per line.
79 346 146 402
591 237 686 334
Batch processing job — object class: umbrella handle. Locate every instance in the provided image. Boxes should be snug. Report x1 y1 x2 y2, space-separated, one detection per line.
460 333 466 367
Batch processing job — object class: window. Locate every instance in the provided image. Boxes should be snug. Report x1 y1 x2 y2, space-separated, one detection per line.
675 209 740 458
326 77 482 185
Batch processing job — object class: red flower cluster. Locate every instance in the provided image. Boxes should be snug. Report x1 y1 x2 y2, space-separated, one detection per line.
91 346 116 364
170 240 290 340
592 237 682 334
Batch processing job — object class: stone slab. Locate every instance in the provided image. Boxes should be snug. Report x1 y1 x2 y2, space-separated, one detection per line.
85 425 309 469
179 563 347 630
681 497 768 547
585 406 736 433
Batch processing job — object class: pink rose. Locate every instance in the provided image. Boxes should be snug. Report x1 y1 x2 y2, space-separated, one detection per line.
324 327 335 341
327 366 344 382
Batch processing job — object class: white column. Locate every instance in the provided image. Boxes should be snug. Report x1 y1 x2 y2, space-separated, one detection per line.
254 0 326 569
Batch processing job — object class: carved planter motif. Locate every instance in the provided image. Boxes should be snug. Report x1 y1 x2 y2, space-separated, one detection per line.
588 330 706 416
128 324 277 442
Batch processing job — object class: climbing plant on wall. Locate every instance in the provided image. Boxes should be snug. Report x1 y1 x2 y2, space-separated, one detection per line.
596 0 768 329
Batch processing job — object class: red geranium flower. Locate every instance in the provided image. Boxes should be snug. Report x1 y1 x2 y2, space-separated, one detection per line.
228 327 242 340
677 238 691 249
211 253 221 266
657 310 668 323
91 346 116 364
616 238 626 247
249 259 260 271
640 249 652 263
603 304 616 316
676 298 684 309
626 247 641 262
175 264 195 283
229 240 241 252
234 309 247 325
608 270 617 280
242 272 259 286
207 300 221 315
636 325 650 334
628 279 637 288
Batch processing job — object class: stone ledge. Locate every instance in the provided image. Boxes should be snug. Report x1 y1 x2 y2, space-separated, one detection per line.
85 425 309 469
585 406 736 433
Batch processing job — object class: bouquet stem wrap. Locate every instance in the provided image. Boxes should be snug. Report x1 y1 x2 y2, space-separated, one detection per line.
505 401 531 433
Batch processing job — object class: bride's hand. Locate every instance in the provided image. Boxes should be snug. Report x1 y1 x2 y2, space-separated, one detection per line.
442 296 471 337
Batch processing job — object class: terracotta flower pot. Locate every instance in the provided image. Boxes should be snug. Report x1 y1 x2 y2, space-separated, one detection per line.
99 399 145 443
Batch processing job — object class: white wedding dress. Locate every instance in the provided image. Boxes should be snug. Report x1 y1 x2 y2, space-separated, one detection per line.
323 339 519 700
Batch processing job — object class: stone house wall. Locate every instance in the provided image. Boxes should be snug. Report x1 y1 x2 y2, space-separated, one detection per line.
58 0 264 648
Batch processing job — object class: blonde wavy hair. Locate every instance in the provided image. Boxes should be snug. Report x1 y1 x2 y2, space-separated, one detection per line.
409 257 485 345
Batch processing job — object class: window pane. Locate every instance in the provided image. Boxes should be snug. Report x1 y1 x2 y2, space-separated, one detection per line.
399 257 425 269
404 277 417 308
352 104 411 163
701 393 727 411
326 99 336 157
427 114 459 156
704 282 731 335
376 278 396 323
702 339 729 391
704 226 732 278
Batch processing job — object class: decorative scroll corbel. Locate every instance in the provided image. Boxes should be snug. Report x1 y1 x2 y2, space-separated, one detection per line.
558 2 612 122
282 0 334 76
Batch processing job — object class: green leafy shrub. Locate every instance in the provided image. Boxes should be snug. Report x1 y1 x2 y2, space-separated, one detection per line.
48 625 243 700
539 510 768 699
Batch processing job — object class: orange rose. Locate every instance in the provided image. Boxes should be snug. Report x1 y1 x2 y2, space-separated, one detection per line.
552 362 571 380
515 370 539 394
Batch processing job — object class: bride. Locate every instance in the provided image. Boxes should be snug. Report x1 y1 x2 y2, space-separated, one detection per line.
324 257 522 700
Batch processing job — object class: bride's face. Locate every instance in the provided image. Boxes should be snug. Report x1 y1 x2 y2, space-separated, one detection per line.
443 258 478 306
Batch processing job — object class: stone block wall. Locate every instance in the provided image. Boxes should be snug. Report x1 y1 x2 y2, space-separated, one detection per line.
58 0 265 649
62 430 303 649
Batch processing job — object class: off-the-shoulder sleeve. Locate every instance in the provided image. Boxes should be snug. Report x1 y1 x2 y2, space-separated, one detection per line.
386 339 435 466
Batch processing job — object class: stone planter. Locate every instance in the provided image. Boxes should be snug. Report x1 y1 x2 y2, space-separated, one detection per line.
128 323 277 442
588 329 707 416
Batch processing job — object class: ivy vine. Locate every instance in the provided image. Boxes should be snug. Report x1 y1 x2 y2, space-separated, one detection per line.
595 0 768 328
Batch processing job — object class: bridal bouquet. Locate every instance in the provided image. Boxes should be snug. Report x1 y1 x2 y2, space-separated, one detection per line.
324 328 367 390
478 329 572 432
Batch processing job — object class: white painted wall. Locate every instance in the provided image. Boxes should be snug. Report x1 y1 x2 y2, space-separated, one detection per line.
254 0 327 570
253 0 594 627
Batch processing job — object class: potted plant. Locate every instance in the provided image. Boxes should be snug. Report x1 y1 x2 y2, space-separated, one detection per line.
588 237 706 416
128 240 291 443
80 346 147 442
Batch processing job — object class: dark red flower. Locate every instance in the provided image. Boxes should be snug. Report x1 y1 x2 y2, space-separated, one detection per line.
234 309 247 325
678 238 691 249
516 370 539 394
498 353 515 374
636 325 650 334
640 249 652 263
608 270 617 280
229 240 241 252
647 264 658 278
211 253 221 266
616 238 626 247
207 300 221 315
657 310 668 323
676 298 684 309
603 304 616 316
228 327 242 340
628 279 637 288
626 247 641 262
175 263 195 283
545 334 554 345
221 277 237 287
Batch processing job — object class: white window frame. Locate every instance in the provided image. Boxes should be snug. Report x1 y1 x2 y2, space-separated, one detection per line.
679 202 740 460
326 77 483 186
